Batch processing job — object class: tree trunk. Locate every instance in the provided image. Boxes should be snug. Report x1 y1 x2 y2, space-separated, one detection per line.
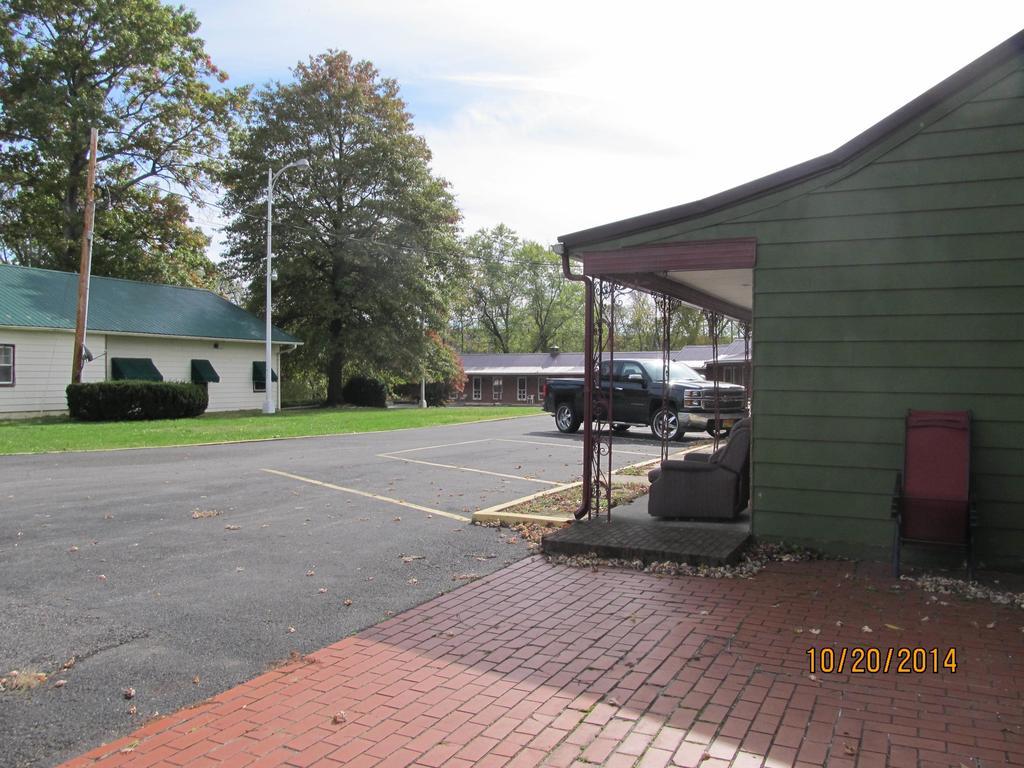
62 137 89 271
326 348 345 405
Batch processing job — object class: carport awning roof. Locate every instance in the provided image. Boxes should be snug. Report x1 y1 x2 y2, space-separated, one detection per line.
577 238 755 323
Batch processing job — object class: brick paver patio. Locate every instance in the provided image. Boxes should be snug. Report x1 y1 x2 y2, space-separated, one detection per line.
61 556 1024 768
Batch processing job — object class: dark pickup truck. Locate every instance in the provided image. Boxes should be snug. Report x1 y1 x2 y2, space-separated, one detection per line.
542 358 746 440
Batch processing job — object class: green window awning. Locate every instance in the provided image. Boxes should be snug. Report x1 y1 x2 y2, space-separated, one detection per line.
252 361 278 387
110 357 163 382
191 359 220 384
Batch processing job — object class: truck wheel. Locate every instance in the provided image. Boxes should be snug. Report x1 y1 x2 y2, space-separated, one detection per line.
651 407 681 441
612 424 631 434
555 402 582 433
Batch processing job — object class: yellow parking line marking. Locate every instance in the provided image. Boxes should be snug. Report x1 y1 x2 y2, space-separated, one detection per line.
376 454 563 486
494 438 659 457
385 439 491 455
261 468 470 522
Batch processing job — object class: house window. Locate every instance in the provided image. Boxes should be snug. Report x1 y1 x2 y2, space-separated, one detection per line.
492 377 503 401
517 376 527 401
472 377 481 401
252 361 278 393
0 345 13 386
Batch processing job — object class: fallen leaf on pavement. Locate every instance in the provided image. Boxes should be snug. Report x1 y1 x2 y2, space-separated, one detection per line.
809 628 821 635
843 743 856 756
861 625 873 633
408 578 418 585
68 545 79 553
225 524 241 531
305 569 315 577
343 599 352 606
400 555 425 563
122 687 135 700
192 676 200 685
53 679 67 688
884 624 903 631
318 588 327 594
332 712 347 724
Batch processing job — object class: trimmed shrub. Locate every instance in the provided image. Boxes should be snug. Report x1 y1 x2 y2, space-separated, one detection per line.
424 381 456 407
394 381 455 406
341 375 388 408
66 381 208 421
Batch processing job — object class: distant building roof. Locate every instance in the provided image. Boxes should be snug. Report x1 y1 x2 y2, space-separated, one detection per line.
0 265 300 344
460 340 749 376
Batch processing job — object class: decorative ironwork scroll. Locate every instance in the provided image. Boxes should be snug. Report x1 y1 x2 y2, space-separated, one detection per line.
588 278 621 521
658 293 678 463
741 321 752 402
702 309 728 452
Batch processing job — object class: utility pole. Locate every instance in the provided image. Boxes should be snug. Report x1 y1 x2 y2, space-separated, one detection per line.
71 128 99 384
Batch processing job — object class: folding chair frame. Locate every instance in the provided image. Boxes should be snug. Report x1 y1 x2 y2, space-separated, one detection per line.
891 410 977 580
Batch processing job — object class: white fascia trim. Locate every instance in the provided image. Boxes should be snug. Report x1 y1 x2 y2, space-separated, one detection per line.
0 324 303 346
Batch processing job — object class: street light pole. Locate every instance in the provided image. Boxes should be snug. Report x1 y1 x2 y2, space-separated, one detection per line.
264 158 310 415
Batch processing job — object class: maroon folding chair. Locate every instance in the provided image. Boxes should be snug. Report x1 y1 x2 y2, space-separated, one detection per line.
892 410 976 578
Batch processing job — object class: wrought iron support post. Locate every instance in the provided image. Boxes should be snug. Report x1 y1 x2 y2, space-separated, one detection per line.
563 254 593 521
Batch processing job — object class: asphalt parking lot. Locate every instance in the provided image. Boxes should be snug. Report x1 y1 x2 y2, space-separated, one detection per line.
0 412 695 767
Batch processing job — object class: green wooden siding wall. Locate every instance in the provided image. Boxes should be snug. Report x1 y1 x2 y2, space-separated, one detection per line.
579 57 1024 567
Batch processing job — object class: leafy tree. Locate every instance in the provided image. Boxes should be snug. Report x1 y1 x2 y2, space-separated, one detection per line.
0 0 246 285
611 291 730 350
462 224 583 353
617 292 661 350
221 51 464 405
520 242 583 352
465 224 527 353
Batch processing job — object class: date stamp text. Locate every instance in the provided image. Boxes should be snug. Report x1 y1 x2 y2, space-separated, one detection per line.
807 647 958 674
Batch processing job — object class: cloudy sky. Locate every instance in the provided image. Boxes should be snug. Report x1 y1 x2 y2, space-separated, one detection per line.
182 1 1024 250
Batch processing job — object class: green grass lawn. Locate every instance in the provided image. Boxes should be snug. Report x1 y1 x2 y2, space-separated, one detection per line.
0 406 543 455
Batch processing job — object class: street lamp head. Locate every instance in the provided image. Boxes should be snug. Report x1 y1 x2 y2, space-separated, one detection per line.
293 159 310 169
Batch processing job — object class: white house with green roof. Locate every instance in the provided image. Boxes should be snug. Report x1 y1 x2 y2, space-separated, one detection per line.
0 265 301 417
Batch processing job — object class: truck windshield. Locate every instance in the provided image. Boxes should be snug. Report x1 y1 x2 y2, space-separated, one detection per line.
639 360 703 383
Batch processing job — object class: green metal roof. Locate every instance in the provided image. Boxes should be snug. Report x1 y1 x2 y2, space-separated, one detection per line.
0 265 300 344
